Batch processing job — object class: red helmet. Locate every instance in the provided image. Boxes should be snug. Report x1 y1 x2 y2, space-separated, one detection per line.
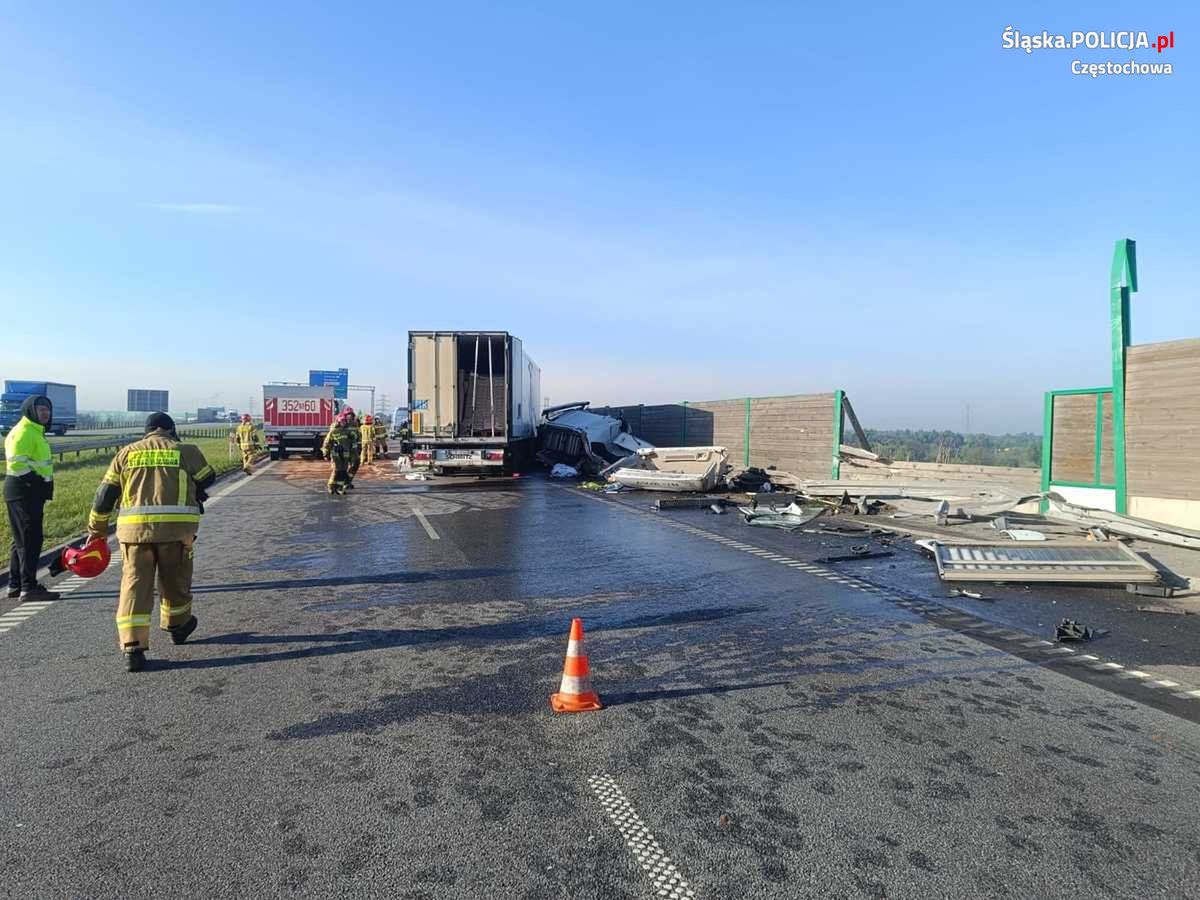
63 537 111 578
364 415 373 424
342 406 354 415
242 414 251 422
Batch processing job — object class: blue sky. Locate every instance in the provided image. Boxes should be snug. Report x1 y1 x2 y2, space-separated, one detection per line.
1 2 1196 431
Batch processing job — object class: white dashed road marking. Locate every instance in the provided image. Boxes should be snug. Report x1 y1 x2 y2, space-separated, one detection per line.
413 507 440 540
588 774 696 899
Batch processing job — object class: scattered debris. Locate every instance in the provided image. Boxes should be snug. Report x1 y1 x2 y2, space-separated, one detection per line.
817 549 894 564
914 539 938 557
578 481 608 491
795 479 1041 519
1046 493 1200 551
1087 526 1112 542
549 463 579 478
739 502 826 531
950 588 987 600
607 447 729 493
728 467 772 492
991 515 1010 532
1001 528 1048 542
1055 618 1097 642
709 504 726 515
1137 604 1192 615
1125 583 1177 599
404 472 428 481
654 496 728 511
930 541 1161 584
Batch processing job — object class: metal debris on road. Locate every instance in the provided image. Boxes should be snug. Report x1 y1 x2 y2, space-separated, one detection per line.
930 541 1161 585
1001 528 1048 542
1055 618 1100 642
738 501 825 531
606 446 729 493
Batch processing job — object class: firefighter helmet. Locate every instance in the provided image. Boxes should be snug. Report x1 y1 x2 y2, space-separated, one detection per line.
364 415 373 424
63 537 112 579
241 414 251 422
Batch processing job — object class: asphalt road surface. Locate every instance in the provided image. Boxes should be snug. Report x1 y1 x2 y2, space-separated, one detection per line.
3 461 1200 899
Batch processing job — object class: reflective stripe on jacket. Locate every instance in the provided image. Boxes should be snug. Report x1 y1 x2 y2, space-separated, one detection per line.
93 430 211 543
236 422 259 450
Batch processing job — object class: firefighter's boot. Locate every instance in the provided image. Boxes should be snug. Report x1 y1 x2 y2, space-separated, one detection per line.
169 615 198 645
125 648 146 672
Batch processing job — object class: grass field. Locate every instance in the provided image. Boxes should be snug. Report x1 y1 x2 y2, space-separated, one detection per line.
1 434 258 566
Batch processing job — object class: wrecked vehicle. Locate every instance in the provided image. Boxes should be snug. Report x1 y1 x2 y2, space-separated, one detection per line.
536 402 654 475
605 446 729 493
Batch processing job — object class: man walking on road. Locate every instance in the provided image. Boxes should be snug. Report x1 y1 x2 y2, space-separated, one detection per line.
322 410 355 495
4 395 60 601
87 413 216 672
235 414 261 475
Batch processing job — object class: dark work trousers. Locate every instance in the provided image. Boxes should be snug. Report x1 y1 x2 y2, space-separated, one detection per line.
6 496 46 593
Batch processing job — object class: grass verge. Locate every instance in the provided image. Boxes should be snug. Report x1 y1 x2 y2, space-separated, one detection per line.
1 435 254 564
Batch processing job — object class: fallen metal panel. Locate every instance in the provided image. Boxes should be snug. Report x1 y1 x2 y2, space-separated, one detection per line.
1045 493 1200 550
933 542 1160 584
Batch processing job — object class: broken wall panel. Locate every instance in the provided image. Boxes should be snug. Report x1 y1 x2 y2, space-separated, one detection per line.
839 459 1041 492
1126 337 1200 504
596 392 837 479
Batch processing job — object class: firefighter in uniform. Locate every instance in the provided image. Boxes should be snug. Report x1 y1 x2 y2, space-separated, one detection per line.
359 415 376 466
322 411 354 494
235 414 261 474
345 409 361 488
87 413 216 672
373 416 389 459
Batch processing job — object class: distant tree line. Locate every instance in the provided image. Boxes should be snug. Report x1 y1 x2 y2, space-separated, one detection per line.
858 430 1042 469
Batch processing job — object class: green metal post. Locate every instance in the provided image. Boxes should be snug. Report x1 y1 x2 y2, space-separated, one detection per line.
743 398 751 467
1040 391 1054 514
1110 238 1136 514
831 390 845 479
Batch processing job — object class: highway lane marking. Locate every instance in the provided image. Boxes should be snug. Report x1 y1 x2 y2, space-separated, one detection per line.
588 774 696 900
206 460 277 506
413 507 440 540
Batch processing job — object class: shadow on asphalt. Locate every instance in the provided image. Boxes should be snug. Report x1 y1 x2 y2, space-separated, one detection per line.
63 567 512 600
602 681 790 706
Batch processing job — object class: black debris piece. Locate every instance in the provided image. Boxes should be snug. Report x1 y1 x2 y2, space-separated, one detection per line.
1055 618 1096 642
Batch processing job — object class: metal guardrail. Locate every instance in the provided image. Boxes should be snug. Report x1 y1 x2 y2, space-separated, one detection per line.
0 428 235 462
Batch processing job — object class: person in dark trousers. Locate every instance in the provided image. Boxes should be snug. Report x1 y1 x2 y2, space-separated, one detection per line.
4 395 60 601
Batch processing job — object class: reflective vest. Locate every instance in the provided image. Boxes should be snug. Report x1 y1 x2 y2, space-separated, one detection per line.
3 416 53 498
236 422 259 450
359 423 374 445
323 423 353 456
94 431 213 543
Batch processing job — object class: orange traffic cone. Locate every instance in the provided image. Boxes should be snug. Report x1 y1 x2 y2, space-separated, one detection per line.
550 618 603 713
